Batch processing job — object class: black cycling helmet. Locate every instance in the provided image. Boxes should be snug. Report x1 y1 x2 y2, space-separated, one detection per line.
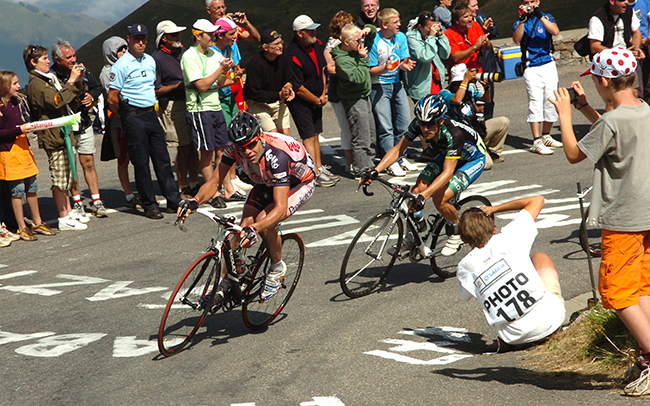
414 94 447 123
228 111 262 145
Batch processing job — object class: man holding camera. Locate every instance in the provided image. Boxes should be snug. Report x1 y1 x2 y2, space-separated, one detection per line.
206 0 260 43
51 40 107 219
513 0 562 155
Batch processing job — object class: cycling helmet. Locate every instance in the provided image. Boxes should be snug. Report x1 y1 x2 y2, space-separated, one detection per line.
228 111 261 145
414 94 447 123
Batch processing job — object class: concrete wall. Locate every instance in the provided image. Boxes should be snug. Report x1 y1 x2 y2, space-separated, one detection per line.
492 27 589 67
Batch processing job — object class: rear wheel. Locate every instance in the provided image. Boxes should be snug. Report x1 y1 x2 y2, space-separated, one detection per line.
242 234 305 330
579 207 601 257
430 195 491 278
158 252 220 357
340 211 403 298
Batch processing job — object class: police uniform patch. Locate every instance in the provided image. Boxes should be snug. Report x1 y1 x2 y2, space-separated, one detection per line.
109 72 116 82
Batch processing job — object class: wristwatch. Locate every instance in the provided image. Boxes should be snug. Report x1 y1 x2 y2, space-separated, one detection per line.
317 100 323 108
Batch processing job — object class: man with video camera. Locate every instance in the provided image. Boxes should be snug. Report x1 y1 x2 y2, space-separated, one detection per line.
439 63 509 170
513 0 562 156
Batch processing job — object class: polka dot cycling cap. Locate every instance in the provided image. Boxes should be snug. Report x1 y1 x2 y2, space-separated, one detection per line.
580 47 637 78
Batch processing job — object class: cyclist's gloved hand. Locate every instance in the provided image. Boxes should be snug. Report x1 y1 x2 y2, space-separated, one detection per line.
411 194 426 212
361 168 379 184
180 198 199 211
241 226 259 247
533 7 543 18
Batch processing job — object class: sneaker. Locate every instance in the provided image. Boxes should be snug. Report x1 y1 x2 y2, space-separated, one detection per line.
400 158 418 172
260 261 286 301
441 234 463 256
31 223 56 236
0 235 10 247
0 226 20 242
70 203 90 224
17 227 37 241
91 200 108 218
625 362 646 384
315 171 336 187
386 162 406 177
320 165 341 182
125 195 142 209
541 134 563 148
387 231 415 256
232 177 254 191
624 367 650 396
530 139 553 155
58 217 88 231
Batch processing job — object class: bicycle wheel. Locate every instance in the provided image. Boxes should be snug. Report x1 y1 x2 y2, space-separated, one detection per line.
158 252 220 357
242 233 305 330
430 195 491 279
340 211 404 298
579 207 601 257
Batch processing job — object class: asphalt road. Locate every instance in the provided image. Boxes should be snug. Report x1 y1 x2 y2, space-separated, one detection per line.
0 64 634 406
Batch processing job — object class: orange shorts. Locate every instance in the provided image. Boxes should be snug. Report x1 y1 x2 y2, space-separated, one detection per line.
599 229 650 309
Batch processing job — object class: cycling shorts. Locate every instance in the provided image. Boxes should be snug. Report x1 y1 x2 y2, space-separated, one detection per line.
245 179 315 217
417 154 485 196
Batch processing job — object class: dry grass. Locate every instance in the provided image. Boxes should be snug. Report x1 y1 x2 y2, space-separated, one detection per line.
523 303 637 389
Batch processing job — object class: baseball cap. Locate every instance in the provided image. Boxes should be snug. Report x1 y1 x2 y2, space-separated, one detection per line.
293 15 320 31
580 47 638 78
214 17 237 34
127 24 148 36
450 63 468 83
193 19 217 34
156 20 186 47
261 29 282 45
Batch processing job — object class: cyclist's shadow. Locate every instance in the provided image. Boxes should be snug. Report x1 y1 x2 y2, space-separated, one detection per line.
151 310 275 359
328 262 447 302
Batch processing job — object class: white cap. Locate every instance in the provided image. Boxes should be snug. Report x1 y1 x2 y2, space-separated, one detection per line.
293 15 320 31
450 63 468 83
156 20 186 47
193 18 217 34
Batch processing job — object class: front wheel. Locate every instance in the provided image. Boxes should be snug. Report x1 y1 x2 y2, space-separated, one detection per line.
340 211 403 298
158 252 220 357
242 233 305 330
430 195 491 279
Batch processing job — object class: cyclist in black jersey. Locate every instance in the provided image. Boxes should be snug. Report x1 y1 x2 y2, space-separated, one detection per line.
362 94 487 255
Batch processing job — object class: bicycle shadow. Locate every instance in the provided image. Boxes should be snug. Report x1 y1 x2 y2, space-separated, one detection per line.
550 229 601 261
433 366 613 390
328 262 448 302
151 309 286 359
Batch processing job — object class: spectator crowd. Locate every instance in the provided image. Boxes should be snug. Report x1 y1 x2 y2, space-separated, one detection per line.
1 0 650 396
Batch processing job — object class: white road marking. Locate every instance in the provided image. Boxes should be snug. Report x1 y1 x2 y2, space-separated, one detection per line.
113 336 159 357
15 333 106 357
0 270 37 280
0 274 108 296
86 281 167 301
300 396 346 406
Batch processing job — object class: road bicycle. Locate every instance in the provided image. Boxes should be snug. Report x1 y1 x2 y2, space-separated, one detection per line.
158 208 304 357
577 185 601 258
339 177 491 298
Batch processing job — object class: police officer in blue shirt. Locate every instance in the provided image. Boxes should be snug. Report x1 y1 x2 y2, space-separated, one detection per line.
107 24 181 219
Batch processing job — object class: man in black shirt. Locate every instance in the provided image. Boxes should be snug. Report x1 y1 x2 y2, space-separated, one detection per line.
153 20 200 199
243 29 295 135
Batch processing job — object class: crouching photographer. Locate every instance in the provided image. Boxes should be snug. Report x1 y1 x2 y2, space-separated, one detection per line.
439 63 509 170
512 0 562 155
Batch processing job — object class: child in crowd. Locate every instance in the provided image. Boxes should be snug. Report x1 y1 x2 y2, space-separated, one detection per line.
0 70 55 241
330 23 377 177
550 47 650 397
457 195 565 352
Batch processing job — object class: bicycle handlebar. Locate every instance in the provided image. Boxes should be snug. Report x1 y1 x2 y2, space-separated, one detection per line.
363 176 417 200
174 206 243 233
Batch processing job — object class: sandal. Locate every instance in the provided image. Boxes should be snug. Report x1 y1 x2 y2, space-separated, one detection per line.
32 223 56 236
225 189 247 202
18 227 38 241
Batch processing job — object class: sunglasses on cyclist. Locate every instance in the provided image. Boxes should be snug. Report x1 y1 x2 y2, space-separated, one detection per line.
236 133 261 151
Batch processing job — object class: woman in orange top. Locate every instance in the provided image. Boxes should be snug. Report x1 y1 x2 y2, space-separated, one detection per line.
0 70 55 241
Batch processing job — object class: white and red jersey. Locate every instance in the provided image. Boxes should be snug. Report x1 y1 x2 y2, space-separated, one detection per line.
223 132 316 188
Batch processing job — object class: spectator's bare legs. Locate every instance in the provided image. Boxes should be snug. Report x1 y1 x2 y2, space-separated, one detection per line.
117 159 133 196
530 121 553 140
176 145 199 189
617 300 650 352
200 150 215 186
12 192 44 230
215 147 236 198
53 187 73 218
303 135 322 171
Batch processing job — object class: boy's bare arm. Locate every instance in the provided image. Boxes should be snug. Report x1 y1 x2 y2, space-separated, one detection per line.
482 196 545 221
549 88 588 164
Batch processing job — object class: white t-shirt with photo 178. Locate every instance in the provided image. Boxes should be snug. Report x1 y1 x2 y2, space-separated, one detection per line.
457 210 565 345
